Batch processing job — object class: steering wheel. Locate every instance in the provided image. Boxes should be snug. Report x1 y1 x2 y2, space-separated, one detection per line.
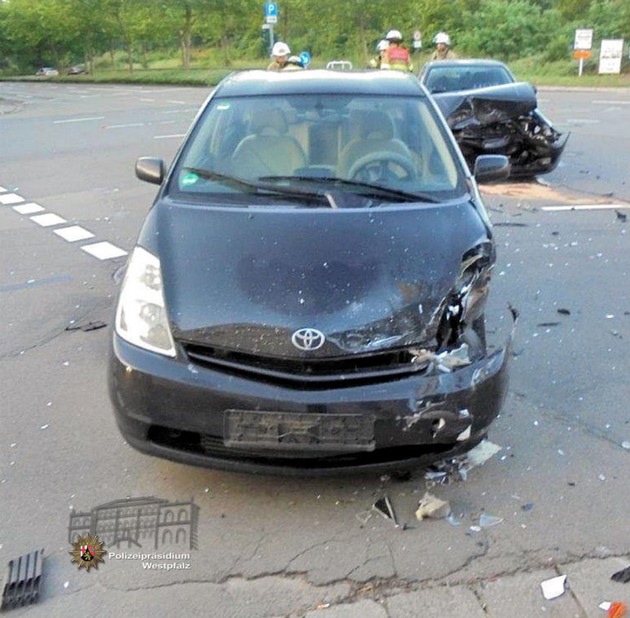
348 151 417 183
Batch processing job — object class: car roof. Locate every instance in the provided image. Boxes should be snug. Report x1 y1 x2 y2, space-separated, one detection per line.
214 69 428 98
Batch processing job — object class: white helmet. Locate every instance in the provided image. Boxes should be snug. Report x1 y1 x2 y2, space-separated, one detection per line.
377 39 389 52
271 41 291 57
433 32 451 46
385 29 403 42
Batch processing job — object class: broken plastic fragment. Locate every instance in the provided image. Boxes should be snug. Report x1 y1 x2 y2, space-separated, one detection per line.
372 496 399 527
466 440 502 467
611 565 630 583
540 574 567 600
1 549 44 610
415 492 451 521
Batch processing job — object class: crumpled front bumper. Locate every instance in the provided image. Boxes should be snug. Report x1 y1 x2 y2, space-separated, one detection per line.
109 325 514 476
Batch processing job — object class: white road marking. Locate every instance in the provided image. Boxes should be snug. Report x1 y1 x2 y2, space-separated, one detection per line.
53 226 95 242
0 193 25 205
154 133 186 140
565 119 601 125
106 123 145 129
30 213 67 227
13 203 45 214
0 186 6 192
593 100 630 105
81 241 128 260
53 116 104 124
542 204 629 212
167 100 187 104
140 98 155 102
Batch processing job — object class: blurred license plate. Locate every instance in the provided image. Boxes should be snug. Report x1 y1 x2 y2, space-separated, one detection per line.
224 410 375 452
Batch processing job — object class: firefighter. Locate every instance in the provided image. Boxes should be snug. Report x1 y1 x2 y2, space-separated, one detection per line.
431 32 458 60
369 39 389 69
380 30 413 72
267 41 291 71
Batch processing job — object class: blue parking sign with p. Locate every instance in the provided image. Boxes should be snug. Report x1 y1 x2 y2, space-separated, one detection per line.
264 2 278 17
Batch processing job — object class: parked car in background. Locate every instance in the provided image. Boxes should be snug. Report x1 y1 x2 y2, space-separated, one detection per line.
67 64 86 75
419 59 569 179
35 67 59 76
109 69 514 475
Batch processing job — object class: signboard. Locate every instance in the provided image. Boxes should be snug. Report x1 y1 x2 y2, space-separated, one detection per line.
412 30 422 50
264 2 278 24
572 50 592 60
574 29 593 51
599 39 624 74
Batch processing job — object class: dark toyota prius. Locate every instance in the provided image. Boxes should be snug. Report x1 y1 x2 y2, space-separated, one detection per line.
109 69 514 475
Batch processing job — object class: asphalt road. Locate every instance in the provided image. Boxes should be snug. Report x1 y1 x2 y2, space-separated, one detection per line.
1 82 629 616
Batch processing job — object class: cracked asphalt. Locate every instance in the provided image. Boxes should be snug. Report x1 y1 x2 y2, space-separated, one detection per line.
1 83 629 616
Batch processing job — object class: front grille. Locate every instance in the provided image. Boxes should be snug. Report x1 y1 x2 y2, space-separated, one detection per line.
184 343 427 389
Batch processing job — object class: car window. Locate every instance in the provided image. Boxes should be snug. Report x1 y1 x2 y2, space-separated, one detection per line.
424 65 514 93
171 94 465 203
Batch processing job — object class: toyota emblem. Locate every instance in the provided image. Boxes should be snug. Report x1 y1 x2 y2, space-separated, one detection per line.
291 328 325 351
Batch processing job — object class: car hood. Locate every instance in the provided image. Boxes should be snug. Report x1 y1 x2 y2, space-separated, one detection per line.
142 198 491 358
432 82 538 123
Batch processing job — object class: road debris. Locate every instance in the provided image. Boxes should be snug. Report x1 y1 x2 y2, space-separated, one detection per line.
1 549 44 611
65 320 107 332
611 565 630 584
479 513 503 528
540 574 567 600
371 496 399 528
606 601 628 618
424 439 502 485
415 492 451 521
557 308 571 315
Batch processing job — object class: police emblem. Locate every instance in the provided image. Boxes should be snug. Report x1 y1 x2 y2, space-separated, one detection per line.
69 533 106 571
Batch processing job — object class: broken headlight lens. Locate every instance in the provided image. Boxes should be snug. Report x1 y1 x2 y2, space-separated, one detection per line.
115 246 176 357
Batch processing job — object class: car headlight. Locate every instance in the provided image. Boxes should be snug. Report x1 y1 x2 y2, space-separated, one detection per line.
115 246 176 357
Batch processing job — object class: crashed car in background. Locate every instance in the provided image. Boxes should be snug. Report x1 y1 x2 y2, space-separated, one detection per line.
109 69 515 475
419 59 569 178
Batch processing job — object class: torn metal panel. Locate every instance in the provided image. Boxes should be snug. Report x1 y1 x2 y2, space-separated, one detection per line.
433 82 569 178
1 549 44 611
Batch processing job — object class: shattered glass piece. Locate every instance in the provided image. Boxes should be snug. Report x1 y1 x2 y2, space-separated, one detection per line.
621 441 630 450
479 513 503 528
355 510 373 526
446 512 461 526
540 574 567 600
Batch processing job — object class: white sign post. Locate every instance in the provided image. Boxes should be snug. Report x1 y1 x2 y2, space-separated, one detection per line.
598 39 624 74
573 28 593 76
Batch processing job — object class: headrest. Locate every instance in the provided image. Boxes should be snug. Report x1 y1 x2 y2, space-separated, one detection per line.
250 108 288 135
358 110 395 140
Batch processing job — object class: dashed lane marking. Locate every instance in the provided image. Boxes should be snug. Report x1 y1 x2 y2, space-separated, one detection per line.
53 116 105 124
0 193 25 205
13 203 45 214
53 226 95 242
30 213 67 227
0 186 127 261
81 241 127 260
154 133 186 140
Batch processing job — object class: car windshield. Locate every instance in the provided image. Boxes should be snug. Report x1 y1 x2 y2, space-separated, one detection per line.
424 65 514 93
169 93 465 205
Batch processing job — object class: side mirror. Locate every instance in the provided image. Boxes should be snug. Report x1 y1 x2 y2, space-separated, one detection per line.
473 155 510 183
135 157 165 185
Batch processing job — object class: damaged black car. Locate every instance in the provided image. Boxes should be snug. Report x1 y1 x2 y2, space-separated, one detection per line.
108 69 514 475
419 59 569 179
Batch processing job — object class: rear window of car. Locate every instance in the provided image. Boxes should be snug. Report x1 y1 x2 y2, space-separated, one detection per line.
424 65 514 93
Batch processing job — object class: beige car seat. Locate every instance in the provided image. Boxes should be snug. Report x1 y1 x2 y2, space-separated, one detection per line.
337 110 413 179
231 108 307 178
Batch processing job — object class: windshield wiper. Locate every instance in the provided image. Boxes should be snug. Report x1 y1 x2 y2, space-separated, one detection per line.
259 175 440 204
181 168 330 205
